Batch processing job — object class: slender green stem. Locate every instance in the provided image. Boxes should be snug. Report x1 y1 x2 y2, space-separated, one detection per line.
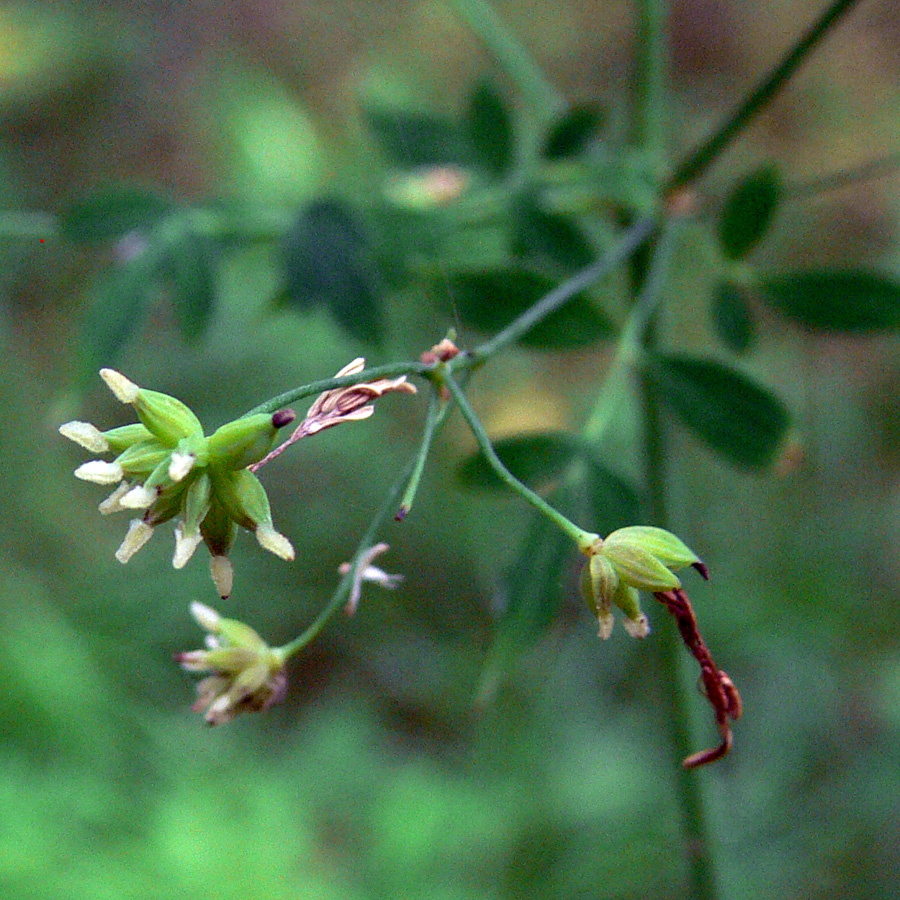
640 315 718 900
449 0 564 120
398 390 448 517
787 150 900 198
443 372 596 550
279 448 420 659
582 217 679 443
464 217 657 367
632 0 669 170
669 0 862 189
244 361 431 416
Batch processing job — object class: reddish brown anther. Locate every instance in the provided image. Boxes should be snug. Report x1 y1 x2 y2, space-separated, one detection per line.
272 409 296 429
654 587 742 769
420 338 460 365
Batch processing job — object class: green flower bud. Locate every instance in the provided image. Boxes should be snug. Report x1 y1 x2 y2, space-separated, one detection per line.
207 412 290 471
199 495 238 558
115 441 170 480
211 468 295 561
176 602 288 726
103 423 154 454
580 554 618 639
611 582 649 637
600 532 682 592
607 526 704 576
63 369 296 595
132 387 205 447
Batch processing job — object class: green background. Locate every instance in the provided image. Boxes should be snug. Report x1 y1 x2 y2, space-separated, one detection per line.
2 1 900 897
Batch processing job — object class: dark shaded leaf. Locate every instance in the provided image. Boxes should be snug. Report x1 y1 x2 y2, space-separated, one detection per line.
458 432 581 491
282 199 382 342
162 230 217 342
364 108 467 168
477 492 576 701
584 460 641 536
644 352 790 469
513 196 595 271
500 503 573 635
542 103 605 160
448 269 614 348
60 186 175 243
76 249 160 386
718 165 781 260
760 270 900 333
712 281 756 353
466 80 514 177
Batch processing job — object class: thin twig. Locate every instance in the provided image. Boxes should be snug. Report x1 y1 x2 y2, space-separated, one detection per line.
669 0 863 189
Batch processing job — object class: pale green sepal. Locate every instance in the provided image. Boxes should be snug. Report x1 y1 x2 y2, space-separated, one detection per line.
183 473 212 533
601 536 681 592
115 441 170 479
608 525 700 571
207 413 279 470
103 423 154 454
217 618 268 653
133 388 204 446
210 468 272 531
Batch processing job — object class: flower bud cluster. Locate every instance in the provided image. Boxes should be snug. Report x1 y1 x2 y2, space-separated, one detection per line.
176 602 288 725
580 525 707 639
60 368 296 597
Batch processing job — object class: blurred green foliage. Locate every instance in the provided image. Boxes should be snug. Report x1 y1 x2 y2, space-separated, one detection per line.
3 1 900 899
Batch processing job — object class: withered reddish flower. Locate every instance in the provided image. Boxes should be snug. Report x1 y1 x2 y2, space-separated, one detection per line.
251 358 417 469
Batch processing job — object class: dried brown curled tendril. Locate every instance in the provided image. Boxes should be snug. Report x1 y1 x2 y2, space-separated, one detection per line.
653 587 742 769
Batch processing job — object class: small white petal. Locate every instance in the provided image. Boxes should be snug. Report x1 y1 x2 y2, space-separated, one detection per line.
59 421 109 453
622 614 650 639
177 650 210 672
98 482 131 515
75 460 124 485
115 519 154 563
120 485 156 509
173 522 203 569
190 601 221 632
255 524 295 561
210 555 234 599
100 368 140 403
597 612 615 640
205 694 235 726
204 635 220 650
334 357 366 378
362 565 404 590
168 451 196 483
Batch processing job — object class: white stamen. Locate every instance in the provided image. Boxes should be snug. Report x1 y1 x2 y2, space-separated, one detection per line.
75 460 124 485
190 601 221 632
255 524 295 561
205 694 235 726
120 485 156 509
98 482 131 515
59 421 109 453
168 451 196 482
622 614 650 639
338 543 399 615
99 368 140 404
115 519 154 563
177 650 210 672
210 555 234 599
173 522 203 569
361 565 403 590
597 612 615 640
